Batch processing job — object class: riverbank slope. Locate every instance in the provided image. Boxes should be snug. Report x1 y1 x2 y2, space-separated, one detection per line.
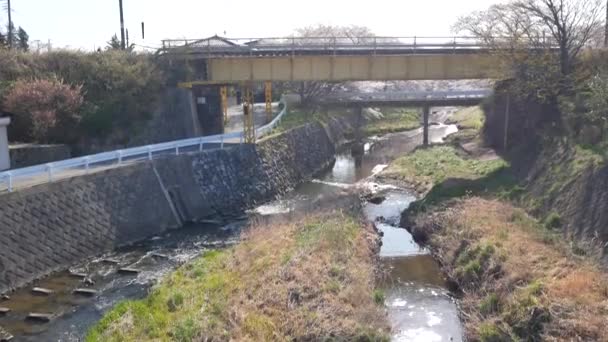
87 205 390 341
381 106 608 341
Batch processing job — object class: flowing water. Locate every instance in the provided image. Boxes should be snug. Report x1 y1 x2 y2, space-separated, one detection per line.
1 118 462 341
257 122 464 341
0 223 243 341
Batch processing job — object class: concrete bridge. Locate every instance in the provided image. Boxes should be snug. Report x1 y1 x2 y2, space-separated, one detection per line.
318 89 491 145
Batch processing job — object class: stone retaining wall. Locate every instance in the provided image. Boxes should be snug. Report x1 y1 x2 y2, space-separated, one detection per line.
0 117 356 293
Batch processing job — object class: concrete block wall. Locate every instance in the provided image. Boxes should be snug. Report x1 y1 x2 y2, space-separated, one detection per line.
0 116 357 293
0 163 179 293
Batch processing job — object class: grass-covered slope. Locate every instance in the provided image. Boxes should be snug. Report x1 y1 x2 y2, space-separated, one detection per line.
87 210 389 341
410 198 608 341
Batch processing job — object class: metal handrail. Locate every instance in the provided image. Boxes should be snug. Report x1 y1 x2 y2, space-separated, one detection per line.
321 90 493 102
159 35 553 55
0 100 288 193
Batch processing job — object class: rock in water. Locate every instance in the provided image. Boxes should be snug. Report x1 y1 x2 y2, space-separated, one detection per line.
0 325 13 341
31 287 54 296
26 313 53 322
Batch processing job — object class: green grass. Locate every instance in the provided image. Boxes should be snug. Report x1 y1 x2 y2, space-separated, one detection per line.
271 106 353 135
363 107 421 135
383 146 513 210
385 146 508 185
86 250 234 342
450 106 485 130
87 211 389 341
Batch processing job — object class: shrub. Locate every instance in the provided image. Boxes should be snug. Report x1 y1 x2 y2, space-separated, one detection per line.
478 322 507 342
372 289 385 305
3 78 83 143
543 212 562 230
0 49 164 147
479 293 501 316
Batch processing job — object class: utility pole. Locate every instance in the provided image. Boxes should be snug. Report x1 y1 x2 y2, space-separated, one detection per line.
118 0 126 49
605 0 608 47
7 0 12 49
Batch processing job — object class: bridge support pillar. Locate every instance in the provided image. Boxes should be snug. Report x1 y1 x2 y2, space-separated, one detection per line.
243 84 256 144
192 85 224 136
423 106 430 147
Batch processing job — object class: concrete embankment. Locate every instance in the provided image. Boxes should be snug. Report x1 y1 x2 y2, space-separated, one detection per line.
0 115 356 294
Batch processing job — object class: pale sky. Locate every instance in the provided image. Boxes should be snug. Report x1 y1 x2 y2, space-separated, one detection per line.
3 0 500 51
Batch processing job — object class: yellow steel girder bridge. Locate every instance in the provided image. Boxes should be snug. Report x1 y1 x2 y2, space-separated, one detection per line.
161 36 505 85
160 36 506 142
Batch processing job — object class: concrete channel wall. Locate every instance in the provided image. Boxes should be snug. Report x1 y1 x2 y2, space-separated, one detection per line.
0 116 356 293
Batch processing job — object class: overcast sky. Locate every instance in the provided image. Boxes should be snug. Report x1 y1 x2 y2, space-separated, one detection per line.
3 0 501 50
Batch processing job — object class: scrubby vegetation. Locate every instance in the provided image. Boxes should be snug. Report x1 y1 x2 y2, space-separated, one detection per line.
362 107 420 136
0 49 164 149
411 198 608 341
271 106 353 135
87 210 389 341
382 146 508 196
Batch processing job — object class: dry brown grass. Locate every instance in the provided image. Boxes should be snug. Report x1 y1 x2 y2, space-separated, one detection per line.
87 209 389 342
414 197 608 341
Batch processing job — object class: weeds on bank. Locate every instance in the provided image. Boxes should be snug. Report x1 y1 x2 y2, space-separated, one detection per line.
86 211 389 341
416 198 608 341
363 107 421 136
270 107 353 136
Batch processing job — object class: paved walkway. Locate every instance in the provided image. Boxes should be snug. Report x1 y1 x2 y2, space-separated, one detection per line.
224 102 280 134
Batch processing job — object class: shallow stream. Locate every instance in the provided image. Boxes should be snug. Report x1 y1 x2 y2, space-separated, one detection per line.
1 120 462 341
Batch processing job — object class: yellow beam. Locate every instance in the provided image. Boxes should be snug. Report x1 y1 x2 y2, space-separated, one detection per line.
205 53 502 82
243 84 255 144
220 86 228 126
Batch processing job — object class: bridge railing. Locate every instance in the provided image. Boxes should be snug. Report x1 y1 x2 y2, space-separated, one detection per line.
0 101 288 193
320 90 493 102
160 36 490 55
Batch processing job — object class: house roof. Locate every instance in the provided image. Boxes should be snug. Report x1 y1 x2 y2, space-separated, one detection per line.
188 35 238 47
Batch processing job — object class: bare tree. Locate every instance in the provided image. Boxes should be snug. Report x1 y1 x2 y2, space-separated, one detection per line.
285 25 376 105
513 0 604 75
456 0 604 76
453 4 544 49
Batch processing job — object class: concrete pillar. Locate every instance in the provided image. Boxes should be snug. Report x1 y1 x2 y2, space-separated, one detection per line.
355 106 364 141
423 106 430 147
192 85 224 136
0 117 11 170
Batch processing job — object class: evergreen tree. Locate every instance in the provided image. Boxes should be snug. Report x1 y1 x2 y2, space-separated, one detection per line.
17 26 28 51
106 34 122 50
0 31 7 49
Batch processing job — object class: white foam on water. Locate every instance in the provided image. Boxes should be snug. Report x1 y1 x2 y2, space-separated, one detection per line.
427 312 442 327
391 298 408 307
395 328 443 342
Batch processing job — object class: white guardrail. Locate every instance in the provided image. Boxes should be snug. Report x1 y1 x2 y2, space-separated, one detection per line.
0 100 288 193
322 90 493 102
